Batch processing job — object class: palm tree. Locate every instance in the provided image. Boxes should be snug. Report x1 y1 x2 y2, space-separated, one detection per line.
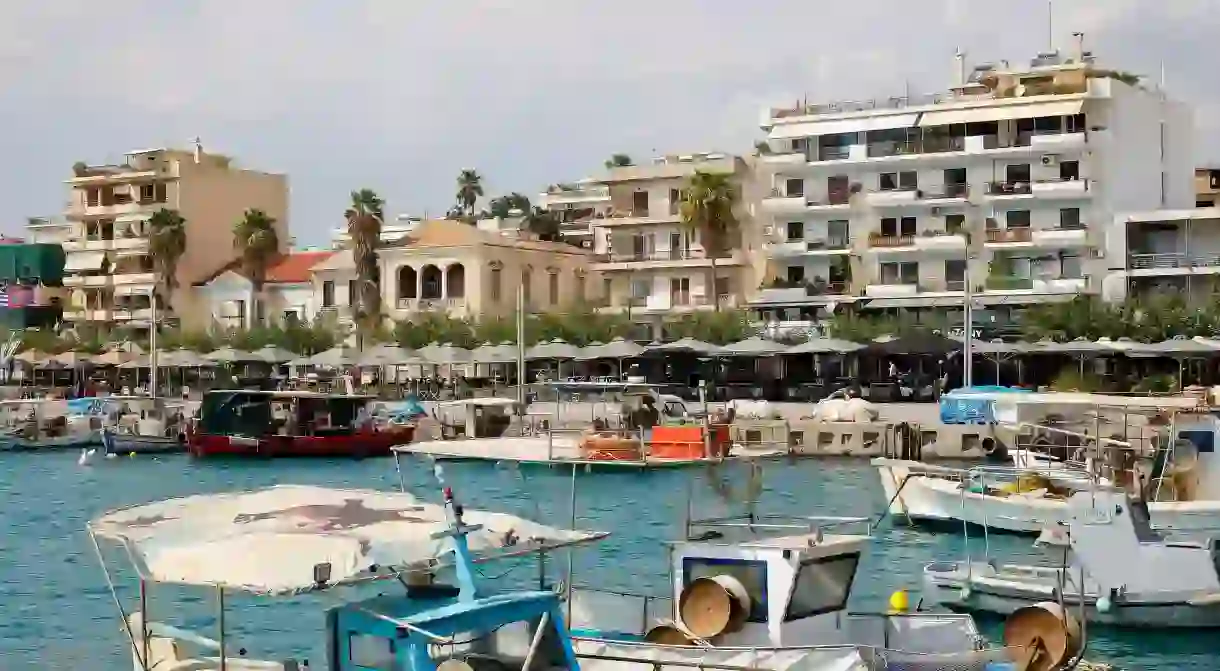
345 188 385 337
455 169 484 218
147 208 187 310
604 154 633 169
232 208 280 326
679 171 739 312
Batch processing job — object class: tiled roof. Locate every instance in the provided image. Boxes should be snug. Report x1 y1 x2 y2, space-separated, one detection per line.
194 251 334 286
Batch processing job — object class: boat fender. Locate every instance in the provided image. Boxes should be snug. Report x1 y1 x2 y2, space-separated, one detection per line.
1096 595 1112 613
958 585 972 600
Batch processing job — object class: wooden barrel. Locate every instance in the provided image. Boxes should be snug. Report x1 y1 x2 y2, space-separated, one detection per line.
1003 601 1082 671
643 624 695 646
678 575 751 639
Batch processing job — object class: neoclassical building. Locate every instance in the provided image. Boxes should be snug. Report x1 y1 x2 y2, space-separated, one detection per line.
310 219 600 322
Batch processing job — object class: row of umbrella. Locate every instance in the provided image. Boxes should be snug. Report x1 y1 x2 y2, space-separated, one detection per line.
968 336 1220 358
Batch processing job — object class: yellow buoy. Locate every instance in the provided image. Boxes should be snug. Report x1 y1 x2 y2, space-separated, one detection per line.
888 589 910 613
129 452 136 458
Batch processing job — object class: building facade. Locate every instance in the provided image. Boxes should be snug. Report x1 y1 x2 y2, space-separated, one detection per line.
537 180 612 251
195 251 333 330
592 153 760 336
55 143 288 333
1105 206 1220 305
1195 168 1220 208
310 219 599 324
751 47 1193 334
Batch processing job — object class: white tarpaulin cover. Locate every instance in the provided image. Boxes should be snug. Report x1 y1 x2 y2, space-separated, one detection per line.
573 641 868 671
90 484 603 595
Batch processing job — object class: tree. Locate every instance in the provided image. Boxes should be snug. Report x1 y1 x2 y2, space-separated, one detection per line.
345 188 385 336
488 192 531 219
147 208 188 310
523 207 561 242
604 154 633 169
455 169 484 218
679 171 739 312
231 209 280 326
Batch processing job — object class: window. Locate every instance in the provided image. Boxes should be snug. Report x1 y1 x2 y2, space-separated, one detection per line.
880 217 897 236
898 171 918 190
576 274 586 303
670 277 690 305
786 265 805 284
827 175 849 204
1060 208 1082 229
945 259 966 283
154 182 167 203
522 270 532 305
322 280 335 307
879 173 898 191
86 188 100 207
944 168 967 185
946 214 965 234
1210 170 1220 190
786 222 804 241
900 216 916 236
714 275 731 297
784 553 860 620
1006 164 1031 183
1061 254 1083 279
349 633 394 668
1010 256 1033 278
631 279 650 299
683 558 768 623
139 184 156 203
603 277 613 304
784 178 805 198
283 310 299 325
631 190 649 216
1066 113 1087 134
548 272 559 305
1060 160 1080 181
880 262 918 284
490 267 502 302
1006 210 1031 228
827 220 849 247
347 280 358 306
669 188 681 216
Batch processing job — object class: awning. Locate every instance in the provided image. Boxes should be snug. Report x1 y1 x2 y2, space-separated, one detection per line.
770 113 921 140
64 252 106 272
918 100 1084 127
863 296 966 309
976 293 1081 306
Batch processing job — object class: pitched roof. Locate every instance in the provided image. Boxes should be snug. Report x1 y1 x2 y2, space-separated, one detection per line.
383 219 592 255
194 251 334 286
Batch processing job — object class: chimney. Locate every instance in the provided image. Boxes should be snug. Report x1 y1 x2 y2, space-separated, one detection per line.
193 137 203 164
955 49 967 88
1072 32 1085 63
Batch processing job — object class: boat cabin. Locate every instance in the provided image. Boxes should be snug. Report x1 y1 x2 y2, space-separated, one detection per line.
197 389 376 438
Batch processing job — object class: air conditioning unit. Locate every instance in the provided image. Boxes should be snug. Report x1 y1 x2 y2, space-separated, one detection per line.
763 225 774 236
930 207 943 216
580 240 592 249
1041 154 1059 167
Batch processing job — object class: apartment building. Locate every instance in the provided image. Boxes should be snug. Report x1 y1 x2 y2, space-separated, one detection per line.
1106 206 1220 305
195 251 333 329
593 153 759 336
752 45 1193 332
537 179 612 251
57 142 288 332
311 218 597 324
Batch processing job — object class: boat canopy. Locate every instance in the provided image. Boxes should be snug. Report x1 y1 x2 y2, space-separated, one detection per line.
89 484 606 596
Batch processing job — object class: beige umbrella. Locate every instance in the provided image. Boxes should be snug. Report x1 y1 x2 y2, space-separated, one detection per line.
14 350 46 364
53 351 93 367
92 350 131 366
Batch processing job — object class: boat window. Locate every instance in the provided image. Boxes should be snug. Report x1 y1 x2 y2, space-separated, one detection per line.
682 558 768 623
784 553 860 621
1178 430 1214 454
348 633 395 669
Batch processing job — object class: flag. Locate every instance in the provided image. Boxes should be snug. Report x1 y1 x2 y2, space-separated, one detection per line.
0 287 9 308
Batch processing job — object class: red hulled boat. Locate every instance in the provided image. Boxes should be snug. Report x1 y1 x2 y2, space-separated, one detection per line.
188 390 414 458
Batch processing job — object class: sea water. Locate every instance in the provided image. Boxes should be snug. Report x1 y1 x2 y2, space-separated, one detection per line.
0 453 1210 669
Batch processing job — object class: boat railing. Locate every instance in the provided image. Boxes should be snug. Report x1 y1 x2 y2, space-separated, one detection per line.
685 512 873 540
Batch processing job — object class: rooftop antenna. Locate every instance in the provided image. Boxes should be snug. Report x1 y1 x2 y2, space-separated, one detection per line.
1047 0 1054 52
1072 31 1085 63
192 137 202 164
954 49 967 88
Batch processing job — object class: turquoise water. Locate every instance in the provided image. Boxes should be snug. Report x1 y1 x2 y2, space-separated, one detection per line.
0 453 1213 669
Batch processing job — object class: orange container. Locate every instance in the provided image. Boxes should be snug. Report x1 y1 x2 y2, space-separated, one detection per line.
648 425 730 459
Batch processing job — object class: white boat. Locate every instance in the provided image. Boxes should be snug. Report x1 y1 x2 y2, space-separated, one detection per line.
923 487 1220 628
875 391 1220 536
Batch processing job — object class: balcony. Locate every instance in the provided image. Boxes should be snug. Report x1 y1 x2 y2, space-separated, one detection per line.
985 276 1088 293
757 281 850 304
1029 132 1086 152
761 191 808 215
914 232 967 251
865 283 920 298
919 183 969 201
985 228 1033 244
1031 178 1090 198
986 181 1033 197
112 272 155 286
1128 253 1220 273
63 308 113 321
760 152 807 167
396 297 468 312
867 188 919 207
869 233 915 249
986 276 1034 291
1032 226 1089 247
865 136 965 159
766 237 851 257
596 249 744 270
63 274 111 287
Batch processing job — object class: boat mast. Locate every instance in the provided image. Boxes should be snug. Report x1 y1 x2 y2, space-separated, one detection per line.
516 283 525 407
431 463 483 601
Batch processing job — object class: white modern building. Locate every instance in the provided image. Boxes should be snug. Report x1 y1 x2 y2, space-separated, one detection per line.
751 43 1193 333
537 179 612 251
1107 206 1220 305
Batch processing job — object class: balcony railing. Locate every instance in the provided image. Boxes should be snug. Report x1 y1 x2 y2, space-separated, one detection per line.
986 276 1034 290
986 228 1033 243
946 280 967 292
986 181 1033 196
814 146 851 161
869 233 915 248
804 237 851 251
866 136 966 158
606 250 708 263
920 183 969 200
1128 253 1220 270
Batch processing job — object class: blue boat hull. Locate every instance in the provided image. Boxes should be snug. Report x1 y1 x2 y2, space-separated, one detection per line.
101 430 186 455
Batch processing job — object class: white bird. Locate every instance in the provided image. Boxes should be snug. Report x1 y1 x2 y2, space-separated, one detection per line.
78 448 97 466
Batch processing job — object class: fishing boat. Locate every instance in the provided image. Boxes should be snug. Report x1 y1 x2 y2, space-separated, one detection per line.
88 473 1080 670
0 397 109 451
99 399 190 455
923 487 1220 628
187 389 414 458
874 391 1220 536
395 388 780 470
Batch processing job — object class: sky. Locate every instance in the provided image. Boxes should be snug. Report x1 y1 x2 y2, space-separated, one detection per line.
1 0 1217 246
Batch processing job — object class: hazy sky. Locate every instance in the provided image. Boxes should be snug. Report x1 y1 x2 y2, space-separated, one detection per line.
1 0 1216 245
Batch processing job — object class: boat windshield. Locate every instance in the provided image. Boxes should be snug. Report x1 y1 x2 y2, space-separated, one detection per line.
784 552 859 620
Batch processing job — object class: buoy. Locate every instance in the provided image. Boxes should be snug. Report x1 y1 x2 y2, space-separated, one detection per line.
888 589 910 613
129 452 137 458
